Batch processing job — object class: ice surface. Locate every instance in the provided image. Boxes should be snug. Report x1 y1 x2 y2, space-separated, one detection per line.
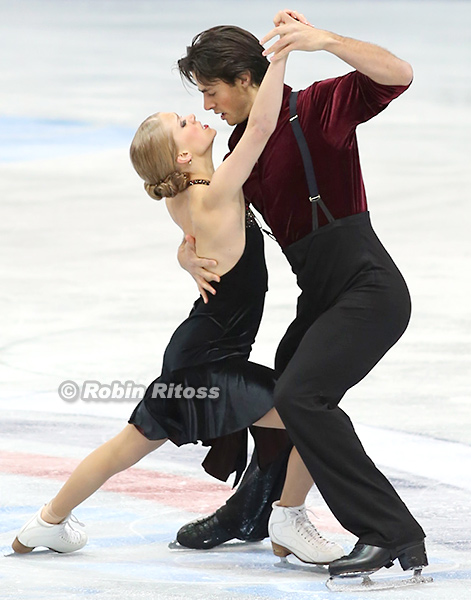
1 1 470 598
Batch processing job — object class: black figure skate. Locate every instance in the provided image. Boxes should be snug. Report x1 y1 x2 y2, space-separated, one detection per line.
326 541 433 592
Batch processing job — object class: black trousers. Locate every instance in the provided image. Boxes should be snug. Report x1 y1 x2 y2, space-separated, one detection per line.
217 212 424 549
274 212 424 549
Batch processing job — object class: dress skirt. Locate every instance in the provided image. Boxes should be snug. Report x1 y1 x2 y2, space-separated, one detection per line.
129 212 290 484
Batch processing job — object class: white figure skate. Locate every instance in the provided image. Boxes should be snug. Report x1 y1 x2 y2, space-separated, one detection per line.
269 501 344 565
12 508 87 554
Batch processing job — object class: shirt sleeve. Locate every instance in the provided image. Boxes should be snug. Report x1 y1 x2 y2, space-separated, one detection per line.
298 71 411 147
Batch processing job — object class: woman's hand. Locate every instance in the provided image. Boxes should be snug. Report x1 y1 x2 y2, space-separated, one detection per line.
260 9 330 61
177 235 220 304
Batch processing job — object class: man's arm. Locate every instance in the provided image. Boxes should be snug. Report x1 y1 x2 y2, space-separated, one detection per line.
260 9 413 86
178 235 220 304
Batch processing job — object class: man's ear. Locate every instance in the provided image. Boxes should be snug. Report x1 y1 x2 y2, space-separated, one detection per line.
176 151 192 165
237 71 254 88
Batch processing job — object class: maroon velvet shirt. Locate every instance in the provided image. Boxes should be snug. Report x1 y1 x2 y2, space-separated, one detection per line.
228 71 410 249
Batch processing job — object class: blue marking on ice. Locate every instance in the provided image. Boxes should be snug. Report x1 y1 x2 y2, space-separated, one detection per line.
77 506 148 522
0 504 180 545
79 560 227 583
0 505 40 533
0 115 135 162
88 533 172 548
434 568 471 581
226 586 322 599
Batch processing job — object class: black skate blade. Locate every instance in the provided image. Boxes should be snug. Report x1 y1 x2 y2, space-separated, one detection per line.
326 569 433 592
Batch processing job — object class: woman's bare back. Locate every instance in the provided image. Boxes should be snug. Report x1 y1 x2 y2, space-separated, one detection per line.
166 188 247 277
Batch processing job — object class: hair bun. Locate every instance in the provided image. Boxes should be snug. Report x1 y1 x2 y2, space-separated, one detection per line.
144 172 189 201
143 182 162 200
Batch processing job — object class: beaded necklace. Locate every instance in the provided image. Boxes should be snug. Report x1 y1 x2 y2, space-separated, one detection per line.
188 179 211 186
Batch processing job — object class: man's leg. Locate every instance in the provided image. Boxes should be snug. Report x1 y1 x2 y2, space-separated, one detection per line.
274 294 426 573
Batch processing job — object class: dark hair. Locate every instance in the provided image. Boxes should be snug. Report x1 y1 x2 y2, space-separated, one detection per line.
178 25 269 87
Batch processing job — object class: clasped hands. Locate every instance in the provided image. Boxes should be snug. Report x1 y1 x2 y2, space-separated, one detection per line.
260 8 330 61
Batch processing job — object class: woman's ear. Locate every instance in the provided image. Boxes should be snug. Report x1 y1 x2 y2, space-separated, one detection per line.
176 151 192 166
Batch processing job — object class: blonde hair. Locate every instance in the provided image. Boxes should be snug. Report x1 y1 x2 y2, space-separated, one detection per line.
130 113 189 200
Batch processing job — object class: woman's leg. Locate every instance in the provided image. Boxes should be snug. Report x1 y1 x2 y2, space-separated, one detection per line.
279 447 313 507
253 408 312 507
252 407 285 429
13 425 167 553
253 407 343 563
43 425 166 523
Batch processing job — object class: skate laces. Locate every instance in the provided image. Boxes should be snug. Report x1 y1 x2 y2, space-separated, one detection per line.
292 506 334 547
67 514 85 528
61 514 85 543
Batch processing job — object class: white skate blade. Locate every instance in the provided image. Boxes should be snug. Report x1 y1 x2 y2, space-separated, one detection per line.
326 569 433 592
274 556 328 574
168 540 200 551
168 540 220 551
168 539 264 552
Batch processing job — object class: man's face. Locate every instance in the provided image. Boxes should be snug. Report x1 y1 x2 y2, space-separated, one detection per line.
196 77 257 126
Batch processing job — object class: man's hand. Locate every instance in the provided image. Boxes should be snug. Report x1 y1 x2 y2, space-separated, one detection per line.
260 9 329 61
261 8 413 85
177 235 220 304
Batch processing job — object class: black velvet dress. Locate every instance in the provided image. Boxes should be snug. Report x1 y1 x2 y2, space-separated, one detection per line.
129 206 288 484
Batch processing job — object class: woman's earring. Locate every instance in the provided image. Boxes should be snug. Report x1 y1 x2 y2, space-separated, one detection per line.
189 160 192 165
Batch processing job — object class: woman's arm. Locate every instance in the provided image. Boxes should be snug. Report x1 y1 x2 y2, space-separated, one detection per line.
202 55 288 207
178 35 288 300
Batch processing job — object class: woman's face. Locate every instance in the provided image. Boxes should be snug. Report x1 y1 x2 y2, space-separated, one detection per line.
160 112 216 159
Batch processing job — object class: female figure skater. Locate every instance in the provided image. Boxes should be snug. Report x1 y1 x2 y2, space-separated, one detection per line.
12 48 343 565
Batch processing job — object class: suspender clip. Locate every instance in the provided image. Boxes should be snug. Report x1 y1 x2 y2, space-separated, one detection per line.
309 195 321 203
289 114 298 122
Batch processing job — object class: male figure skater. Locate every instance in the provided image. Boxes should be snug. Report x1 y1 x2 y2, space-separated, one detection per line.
176 9 427 579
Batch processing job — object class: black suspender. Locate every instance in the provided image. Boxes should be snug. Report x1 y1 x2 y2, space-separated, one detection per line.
289 91 334 231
